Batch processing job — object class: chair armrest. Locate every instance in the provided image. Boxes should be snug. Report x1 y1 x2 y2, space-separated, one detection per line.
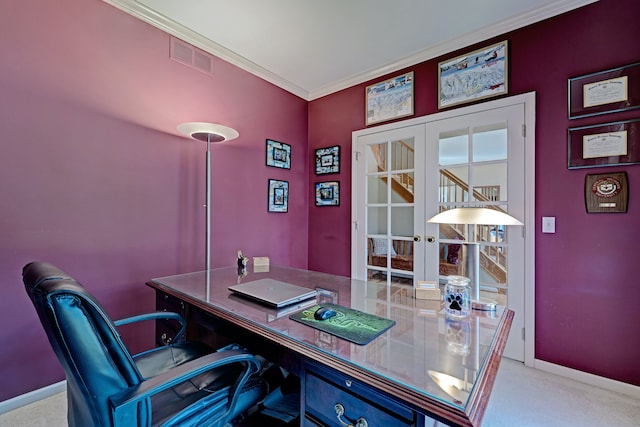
109 349 261 426
114 311 187 343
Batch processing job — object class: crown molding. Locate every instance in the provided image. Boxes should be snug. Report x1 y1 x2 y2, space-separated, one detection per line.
307 0 598 100
103 0 597 101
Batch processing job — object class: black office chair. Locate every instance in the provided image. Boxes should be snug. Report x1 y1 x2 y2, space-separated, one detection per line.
23 261 267 427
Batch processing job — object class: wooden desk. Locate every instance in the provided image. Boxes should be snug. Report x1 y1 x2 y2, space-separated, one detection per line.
147 266 513 427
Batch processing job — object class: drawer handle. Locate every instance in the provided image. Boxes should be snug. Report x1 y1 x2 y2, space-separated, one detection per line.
160 333 172 345
334 403 368 427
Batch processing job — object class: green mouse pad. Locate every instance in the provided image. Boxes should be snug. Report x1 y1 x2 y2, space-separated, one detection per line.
289 303 395 345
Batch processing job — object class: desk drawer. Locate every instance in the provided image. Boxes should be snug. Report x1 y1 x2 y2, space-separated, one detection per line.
304 366 415 427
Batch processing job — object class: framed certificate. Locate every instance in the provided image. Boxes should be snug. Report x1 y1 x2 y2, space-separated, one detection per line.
568 62 640 119
568 119 640 169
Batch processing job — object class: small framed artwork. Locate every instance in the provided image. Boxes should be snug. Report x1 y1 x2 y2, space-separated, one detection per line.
438 40 508 109
268 179 289 212
266 139 291 169
585 172 628 213
315 181 340 206
568 62 640 119
366 72 414 125
315 145 340 175
568 119 640 169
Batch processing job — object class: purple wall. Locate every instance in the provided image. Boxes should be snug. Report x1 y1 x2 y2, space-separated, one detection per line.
308 0 640 386
0 0 308 401
1 0 639 404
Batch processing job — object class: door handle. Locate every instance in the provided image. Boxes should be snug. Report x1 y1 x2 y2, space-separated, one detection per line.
413 235 422 242
426 235 436 243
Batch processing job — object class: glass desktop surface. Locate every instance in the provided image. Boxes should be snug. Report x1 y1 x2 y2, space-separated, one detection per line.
151 265 507 411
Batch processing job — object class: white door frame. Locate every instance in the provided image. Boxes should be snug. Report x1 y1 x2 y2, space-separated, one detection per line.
352 92 536 366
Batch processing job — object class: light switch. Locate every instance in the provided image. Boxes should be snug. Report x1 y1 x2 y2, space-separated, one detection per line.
542 216 556 233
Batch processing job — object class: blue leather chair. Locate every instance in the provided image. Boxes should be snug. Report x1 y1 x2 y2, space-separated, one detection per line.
23 261 267 427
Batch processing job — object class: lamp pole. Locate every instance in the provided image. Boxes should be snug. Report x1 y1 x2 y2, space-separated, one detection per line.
205 133 212 288
204 133 211 292
177 122 239 293
465 223 482 303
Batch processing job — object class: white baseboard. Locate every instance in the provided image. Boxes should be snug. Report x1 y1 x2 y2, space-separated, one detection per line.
0 381 66 415
534 359 640 399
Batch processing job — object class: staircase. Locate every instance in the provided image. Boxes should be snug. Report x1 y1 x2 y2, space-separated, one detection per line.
370 142 507 284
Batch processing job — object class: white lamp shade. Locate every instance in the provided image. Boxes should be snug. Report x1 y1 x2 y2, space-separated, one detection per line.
177 122 239 143
427 207 523 225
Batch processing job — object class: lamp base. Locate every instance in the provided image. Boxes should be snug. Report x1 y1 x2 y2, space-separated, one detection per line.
471 298 497 311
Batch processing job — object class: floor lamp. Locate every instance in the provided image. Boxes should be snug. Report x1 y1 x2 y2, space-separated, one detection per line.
177 122 239 287
427 207 523 311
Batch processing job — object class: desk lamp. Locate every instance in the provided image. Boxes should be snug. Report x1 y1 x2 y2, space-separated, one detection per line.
427 207 522 311
177 122 239 284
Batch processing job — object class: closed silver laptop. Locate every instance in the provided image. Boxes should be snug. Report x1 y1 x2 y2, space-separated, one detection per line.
228 278 317 308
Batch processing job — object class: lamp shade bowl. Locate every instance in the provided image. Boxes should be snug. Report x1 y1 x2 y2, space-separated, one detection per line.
177 122 239 143
427 207 523 226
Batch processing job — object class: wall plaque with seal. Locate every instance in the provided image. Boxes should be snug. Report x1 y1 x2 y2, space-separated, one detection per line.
584 172 628 213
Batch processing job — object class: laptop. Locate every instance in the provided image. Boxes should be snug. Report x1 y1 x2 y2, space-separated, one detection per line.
228 278 318 308
228 293 318 322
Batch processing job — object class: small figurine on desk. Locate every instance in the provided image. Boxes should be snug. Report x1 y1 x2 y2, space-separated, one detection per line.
237 250 248 269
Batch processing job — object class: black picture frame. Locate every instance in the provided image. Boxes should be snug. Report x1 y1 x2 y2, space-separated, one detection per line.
266 139 291 169
568 62 640 119
268 179 289 212
315 181 340 206
315 145 340 175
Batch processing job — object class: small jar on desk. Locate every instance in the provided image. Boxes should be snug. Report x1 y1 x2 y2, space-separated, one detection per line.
444 275 470 318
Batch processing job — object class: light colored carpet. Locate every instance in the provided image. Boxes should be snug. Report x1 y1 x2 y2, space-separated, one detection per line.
1 358 639 426
0 391 66 427
484 359 639 426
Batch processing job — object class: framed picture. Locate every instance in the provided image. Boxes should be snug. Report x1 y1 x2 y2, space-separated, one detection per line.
438 40 508 109
585 172 628 213
268 179 288 212
315 145 340 175
366 72 414 125
315 181 340 206
266 139 291 169
568 62 640 119
568 119 640 169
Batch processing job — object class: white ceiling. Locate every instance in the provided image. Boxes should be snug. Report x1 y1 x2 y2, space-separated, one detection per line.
103 0 595 100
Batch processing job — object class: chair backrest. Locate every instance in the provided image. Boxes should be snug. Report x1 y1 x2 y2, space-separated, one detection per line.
23 262 149 427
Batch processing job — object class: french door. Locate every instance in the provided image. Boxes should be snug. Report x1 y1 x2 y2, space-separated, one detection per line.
352 94 534 362
351 124 432 285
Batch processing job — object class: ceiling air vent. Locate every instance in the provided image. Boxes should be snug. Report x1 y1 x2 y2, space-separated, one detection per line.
170 36 214 76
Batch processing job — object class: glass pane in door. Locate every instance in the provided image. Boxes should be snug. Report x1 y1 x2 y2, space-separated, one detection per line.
367 207 388 234
472 125 507 162
472 164 507 202
367 175 388 204
439 130 469 165
366 142 387 172
439 166 469 204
